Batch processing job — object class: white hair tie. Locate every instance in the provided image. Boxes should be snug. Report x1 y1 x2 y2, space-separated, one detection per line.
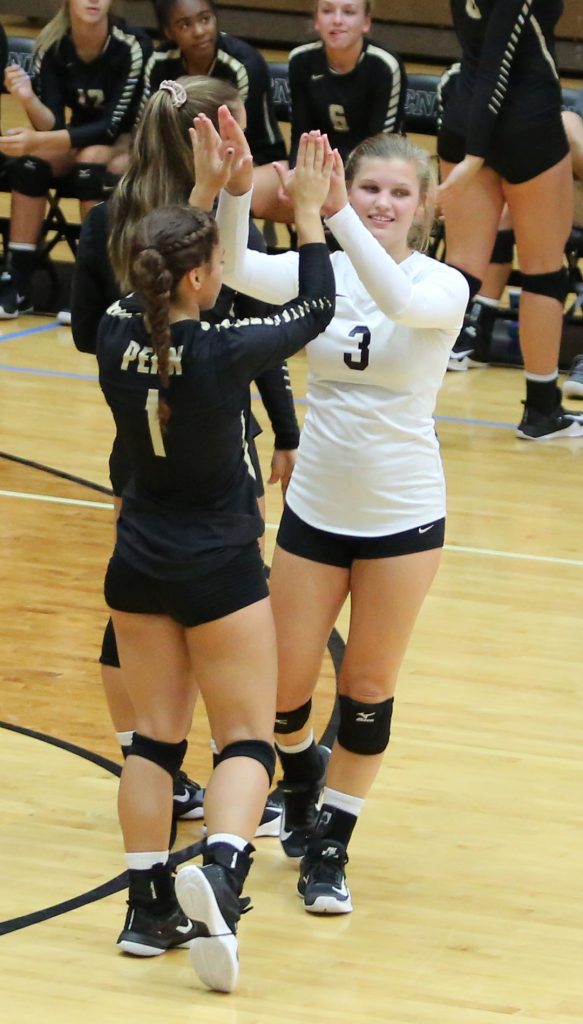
158 80 188 108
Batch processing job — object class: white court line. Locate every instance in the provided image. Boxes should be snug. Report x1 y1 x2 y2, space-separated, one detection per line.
2 488 582 568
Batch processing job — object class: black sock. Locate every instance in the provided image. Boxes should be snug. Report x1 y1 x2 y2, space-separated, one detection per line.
277 740 323 783
525 379 560 415
8 247 36 293
316 803 358 848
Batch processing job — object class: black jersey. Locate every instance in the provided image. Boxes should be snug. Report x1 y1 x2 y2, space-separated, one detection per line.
288 38 406 165
96 244 334 580
143 33 286 165
71 201 299 452
450 0 564 158
31 18 150 148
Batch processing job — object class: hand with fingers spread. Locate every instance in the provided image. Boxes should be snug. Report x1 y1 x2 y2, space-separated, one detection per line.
188 112 234 210
217 105 254 197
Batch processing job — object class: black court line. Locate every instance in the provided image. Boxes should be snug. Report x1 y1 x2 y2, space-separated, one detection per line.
0 450 114 496
0 720 206 936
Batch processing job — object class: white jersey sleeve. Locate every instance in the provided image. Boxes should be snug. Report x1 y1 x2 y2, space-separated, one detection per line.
325 204 469 329
216 189 299 303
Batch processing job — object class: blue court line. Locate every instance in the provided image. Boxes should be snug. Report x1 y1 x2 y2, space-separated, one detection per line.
0 322 60 343
0 361 517 430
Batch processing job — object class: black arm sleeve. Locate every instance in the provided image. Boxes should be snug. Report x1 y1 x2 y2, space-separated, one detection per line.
365 50 407 136
242 47 287 165
32 49 66 128
71 203 119 354
288 52 311 168
464 0 541 158
67 33 146 148
223 243 335 383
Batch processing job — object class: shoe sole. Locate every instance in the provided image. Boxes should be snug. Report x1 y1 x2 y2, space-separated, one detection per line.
447 356 469 372
174 806 204 820
562 382 583 399
466 357 490 368
298 890 353 915
516 420 583 440
175 866 239 993
117 935 194 956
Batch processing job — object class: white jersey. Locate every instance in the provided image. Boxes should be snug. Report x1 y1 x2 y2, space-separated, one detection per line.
217 192 469 536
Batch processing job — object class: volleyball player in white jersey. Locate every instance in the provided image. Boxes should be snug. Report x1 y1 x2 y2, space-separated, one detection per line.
210 119 468 913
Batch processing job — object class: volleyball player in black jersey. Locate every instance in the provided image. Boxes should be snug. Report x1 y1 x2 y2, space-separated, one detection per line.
71 78 299 842
143 0 288 221
0 0 149 319
288 0 406 166
437 0 583 440
96 130 334 991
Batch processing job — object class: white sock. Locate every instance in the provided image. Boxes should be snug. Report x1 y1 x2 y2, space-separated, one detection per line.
207 833 248 853
116 730 134 749
524 370 559 383
275 729 314 754
322 787 365 818
126 850 168 871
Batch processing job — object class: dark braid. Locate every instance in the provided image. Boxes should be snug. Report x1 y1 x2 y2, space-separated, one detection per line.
129 205 219 433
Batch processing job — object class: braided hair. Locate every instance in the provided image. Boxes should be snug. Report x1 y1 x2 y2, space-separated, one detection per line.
129 205 218 432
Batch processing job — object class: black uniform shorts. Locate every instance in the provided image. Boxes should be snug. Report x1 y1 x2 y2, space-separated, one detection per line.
276 505 445 569
104 541 268 628
108 433 264 499
438 95 569 184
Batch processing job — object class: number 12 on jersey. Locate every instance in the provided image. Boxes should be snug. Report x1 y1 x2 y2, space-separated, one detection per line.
343 325 371 371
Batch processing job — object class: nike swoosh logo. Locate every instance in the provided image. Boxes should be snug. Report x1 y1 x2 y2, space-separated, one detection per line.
176 920 194 934
311 74 325 80
418 524 435 534
173 788 193 803
280 828 293 841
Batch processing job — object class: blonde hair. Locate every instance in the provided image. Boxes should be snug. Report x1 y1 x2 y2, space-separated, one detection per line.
345 134 436 252
109 76 241 291
34 3 71 55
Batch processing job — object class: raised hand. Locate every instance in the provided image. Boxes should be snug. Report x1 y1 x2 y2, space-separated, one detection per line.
321 149 349 219
288 132 334 214
217 105 254 196
188 112 234 209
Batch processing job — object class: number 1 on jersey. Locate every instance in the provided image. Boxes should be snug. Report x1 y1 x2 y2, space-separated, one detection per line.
343 325 371 371
146 389 166 457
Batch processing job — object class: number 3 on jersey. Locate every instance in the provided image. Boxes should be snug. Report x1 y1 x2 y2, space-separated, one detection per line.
343 325 371 372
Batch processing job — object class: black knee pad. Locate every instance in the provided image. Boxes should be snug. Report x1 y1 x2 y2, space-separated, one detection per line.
274 699 312 734
447 265 482 301
521 268 569 302
129 733 187 778
337 695 394 755
12 156 52 197
70 162 107 201
103 170 121 195
217 739 276 784
99 617 120 668
490 229 515 265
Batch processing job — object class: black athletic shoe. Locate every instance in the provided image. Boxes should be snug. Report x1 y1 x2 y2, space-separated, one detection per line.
516 402 583 440
278 745 330 860
298 838 352 915
173 770 204 819
117 900 202 957
563 355 583 400
175 861 250 992
0 281 32 319
448 300 497 371
254 792 283 838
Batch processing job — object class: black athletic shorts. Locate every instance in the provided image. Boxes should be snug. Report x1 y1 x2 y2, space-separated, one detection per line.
108 433 264 499
276 505 445 569
438 103 569 184
104 541 268 627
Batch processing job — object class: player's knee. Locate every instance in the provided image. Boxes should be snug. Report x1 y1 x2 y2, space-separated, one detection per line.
337 694 394 755
129 733 187 778
99 617 120 668
71 162 107 201
12 156 52 197
274 698 312 734
521 268 569 302
216 739 276 783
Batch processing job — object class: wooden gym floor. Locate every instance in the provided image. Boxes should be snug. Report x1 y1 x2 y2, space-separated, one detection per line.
1 18 583 1021
1 317 583 1023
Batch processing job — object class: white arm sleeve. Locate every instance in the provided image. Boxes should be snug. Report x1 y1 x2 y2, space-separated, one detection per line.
325 204 469 330
216 189 299 304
